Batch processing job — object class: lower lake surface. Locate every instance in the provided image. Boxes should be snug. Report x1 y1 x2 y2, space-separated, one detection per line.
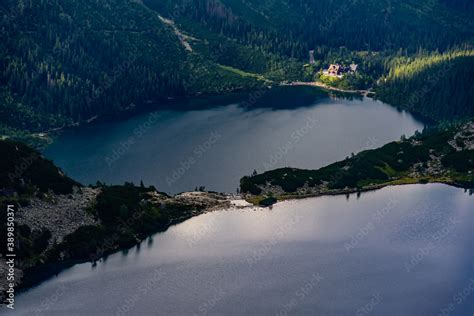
15 184 474 315
44 87 424 194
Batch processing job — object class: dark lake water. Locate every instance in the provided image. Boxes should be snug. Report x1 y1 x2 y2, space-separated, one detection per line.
44 86 424 194
17 90 473 314
15 184 474 315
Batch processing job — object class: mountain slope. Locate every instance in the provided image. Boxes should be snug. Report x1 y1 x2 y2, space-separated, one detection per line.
0 0 264 135
1 0 474 140
0 140 79 194
146 0 474 58
376 50 474 121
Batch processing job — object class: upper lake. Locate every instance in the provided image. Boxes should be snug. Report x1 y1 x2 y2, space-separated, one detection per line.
44 86 424 194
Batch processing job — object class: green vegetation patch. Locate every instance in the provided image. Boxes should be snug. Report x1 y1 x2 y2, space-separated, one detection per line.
241 126 470 194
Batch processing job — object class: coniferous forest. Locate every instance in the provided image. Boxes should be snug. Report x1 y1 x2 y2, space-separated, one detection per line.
2 1 474 311
376 50 474 121
1 0 474 140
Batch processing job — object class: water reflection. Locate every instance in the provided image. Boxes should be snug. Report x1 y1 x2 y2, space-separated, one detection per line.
15 184 473 315
44 87 424 194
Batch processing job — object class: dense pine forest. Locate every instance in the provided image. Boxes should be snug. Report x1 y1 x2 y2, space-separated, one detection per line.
148 0 474 58
0 0 265 137
1 0 474 143
377 50 474 122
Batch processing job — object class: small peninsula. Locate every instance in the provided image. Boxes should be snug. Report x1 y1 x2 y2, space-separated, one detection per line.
0 140 236 300
240 122 474 206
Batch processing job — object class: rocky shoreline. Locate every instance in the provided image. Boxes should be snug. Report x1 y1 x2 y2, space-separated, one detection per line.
1 189 242 302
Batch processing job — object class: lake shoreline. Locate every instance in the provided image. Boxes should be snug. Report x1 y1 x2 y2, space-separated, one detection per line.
0 89 434 301
245 178 469 206
44 88 425 194
281 81 373 96
13 179 467 299
1 186 238 303
32 86 277 147
15 211 206 295
241 121 474 206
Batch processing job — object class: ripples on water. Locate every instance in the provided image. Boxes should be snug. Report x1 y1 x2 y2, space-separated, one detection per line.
44 87 424 194
28 88 470 315
16 184 474 315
